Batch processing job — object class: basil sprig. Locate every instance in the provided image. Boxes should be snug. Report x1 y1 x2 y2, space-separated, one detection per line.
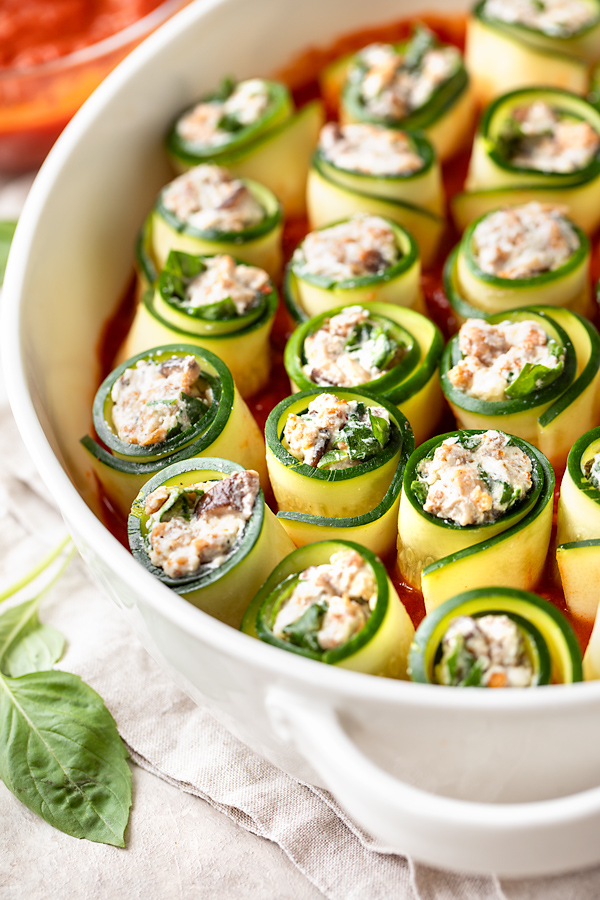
344 321 400 371
403 25 437 72
0 538 132 846
317 403 391 469
282 600 328 653
505 343 564 399
435 632 485 687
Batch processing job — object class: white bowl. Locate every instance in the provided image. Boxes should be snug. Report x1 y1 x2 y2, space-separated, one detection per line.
5 0 600 877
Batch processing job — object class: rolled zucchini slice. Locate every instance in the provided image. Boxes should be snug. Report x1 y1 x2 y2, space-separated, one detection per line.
121 251 278 399
284 302 444 445
81 344 268 516
458 88 600 232
240 540 415 678
397 429 554 612
140 165 283 284
441 307 600 468
339 27 476 161
265 388 411 521
165 77 324 216
409 587 582 686
556 426 600 620
128 458 295 628
466 1 593 105
283 215 422 323
443 204 592 323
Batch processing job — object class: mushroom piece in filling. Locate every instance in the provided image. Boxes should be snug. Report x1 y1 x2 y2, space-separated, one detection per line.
302 306 405 387
413 430 533 526
292 214 400 282
161 164 266 233
482 0 596 37
584 451 600 489
435 614 535 687
182 255 271 316
355 32 461 121
111 356 211 446
283 393 392 469
498 102 600 173
272 549 376 652
447 318 565 401
175 79 272 148
470 203 579 279
319 122 425 176
144 470 259 578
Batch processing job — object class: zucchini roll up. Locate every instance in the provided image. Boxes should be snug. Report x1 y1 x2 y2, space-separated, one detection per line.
122 251 278 399
265 389 412 529
339 26 475 162
81 345 267 517
284 302 444 445
283 214 421 323
241 540 415 678
128 458 295 627
466 0 598 105
556 427 600 622
454 88 600 232
409 587 582 686
444 203 592 323
136 164 283 293
306 123 445 267
398 429 554 613
166 77 324 216
441 307 600 469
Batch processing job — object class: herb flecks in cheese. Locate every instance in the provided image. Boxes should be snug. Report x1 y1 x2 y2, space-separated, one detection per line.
144 470 259 578
162 165 265 233
435 614 535 687
354 30 461 121
413 430 532 526
272 549 376 652
302 306 404 387
293 215 400 283
176 79 271 148
448 318 564 401
319 122 425 176
283 393 391 469
499 102 600 173
483 0 596 37
111 356 210 446
471 203 579 279
184 255 271 315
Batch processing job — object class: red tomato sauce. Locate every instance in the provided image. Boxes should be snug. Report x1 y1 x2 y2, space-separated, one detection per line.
97 11 594 654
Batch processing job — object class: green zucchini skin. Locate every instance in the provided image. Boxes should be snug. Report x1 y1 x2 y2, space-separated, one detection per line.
128 457 295 627
240 539 415 677
408 587 583 685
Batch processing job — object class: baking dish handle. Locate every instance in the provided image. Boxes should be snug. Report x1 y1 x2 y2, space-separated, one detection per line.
265 686 600 877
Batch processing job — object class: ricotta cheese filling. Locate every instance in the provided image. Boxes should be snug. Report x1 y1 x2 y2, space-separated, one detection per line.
144 470 259 578
355 33 461 120
482 0 596 37
435 614 535 687
319 122 425 176
183 255 271 316
499 102 600 173
175 79 272 148
293 214 400 282
447 318 564 401
111 356 211 446
471 203 579 278
413 430 533 526
272 549 376 652
283 393 391 469
584 451 600 489
302 306 404 387
161 165 265 233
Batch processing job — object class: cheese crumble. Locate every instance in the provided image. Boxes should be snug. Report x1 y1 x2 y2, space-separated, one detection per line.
499 102 600 173
483 0 596 37
319 122 425 176
183 255 271 316
176 79 271 148
161 165 265 233
293 215 400 283
436 614 535 687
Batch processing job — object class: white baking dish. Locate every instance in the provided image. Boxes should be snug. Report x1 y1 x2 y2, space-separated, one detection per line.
4 0 600 877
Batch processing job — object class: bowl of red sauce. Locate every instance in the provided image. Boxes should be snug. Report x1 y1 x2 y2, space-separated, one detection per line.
0 0 186 173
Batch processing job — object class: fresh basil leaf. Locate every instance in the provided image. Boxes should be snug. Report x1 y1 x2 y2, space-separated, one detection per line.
206 76 236 103
436 633 483 687
338 418 380 460
181 393 209 427
403 25 436 71
0 598 64 678
317 447 350 469
0 670 131 846
152 486 200 523
461 658 485 687
456 433 482 451
369 411 390 447
367 328 398 370
477 465 493 493
344 322 372 353
0 220 17 286
159 251 206 305
411 479 430 505
192 297 238 320
282 600 328 653
217 112 245 133
505 358 563 399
